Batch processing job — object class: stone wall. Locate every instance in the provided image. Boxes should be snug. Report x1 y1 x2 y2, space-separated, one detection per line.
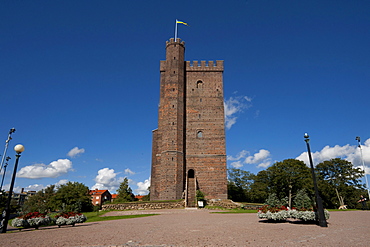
102 200 185 211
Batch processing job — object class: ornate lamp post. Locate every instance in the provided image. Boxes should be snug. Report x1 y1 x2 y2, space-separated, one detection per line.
356 136 370 199
304 133 327 227
0 156 11 191
0 128 16 175
0 144 24 233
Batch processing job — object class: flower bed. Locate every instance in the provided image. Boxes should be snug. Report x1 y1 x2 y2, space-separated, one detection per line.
11 212 87 230
11 212 51 229
257 205 290 221
289 209 330 221
257 206 330 222
54 212 87 227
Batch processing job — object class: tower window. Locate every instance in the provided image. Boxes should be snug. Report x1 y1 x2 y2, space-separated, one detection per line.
197 131 203 138
196 80 203 88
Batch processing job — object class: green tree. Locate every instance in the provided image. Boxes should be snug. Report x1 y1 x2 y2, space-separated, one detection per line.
265 193 287 207
54 182 93 212
227 168 255 202
116 178 135 203
249 170 269 203
293 189 312 210
316 158 365 208
22 185 56 213
265 159 312 208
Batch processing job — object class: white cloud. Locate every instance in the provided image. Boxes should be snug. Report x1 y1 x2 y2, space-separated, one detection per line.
92 168 124 191
23 184 45 192
245 149 271 164
228 149 272 169
227 150 249 161
55 179 68 186
125 168 135 175
67 147 85 158
135 178 150 195
257 161 273 168
17 159 73 179
230 161 243 168
296 138 370 175
224 95 252 130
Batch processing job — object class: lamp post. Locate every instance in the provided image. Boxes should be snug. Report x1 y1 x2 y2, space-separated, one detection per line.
356 136 370 199
304 133 327 227
0 128 16 176
0 156 11 191
0 144 24 233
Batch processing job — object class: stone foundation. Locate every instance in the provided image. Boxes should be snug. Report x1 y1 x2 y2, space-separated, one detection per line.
102 200 185 211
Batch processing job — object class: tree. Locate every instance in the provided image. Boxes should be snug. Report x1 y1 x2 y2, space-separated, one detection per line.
227 168 255 202
249 170 269 203
116 178 135 203
22 185 56 213
316 158 365 208
265 159 312 208
54 182 93 212
293 189 312 210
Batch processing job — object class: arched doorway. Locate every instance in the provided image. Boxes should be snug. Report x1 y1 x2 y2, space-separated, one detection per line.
186 169 197 207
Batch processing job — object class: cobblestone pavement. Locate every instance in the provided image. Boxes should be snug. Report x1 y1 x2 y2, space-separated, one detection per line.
1 209 369 246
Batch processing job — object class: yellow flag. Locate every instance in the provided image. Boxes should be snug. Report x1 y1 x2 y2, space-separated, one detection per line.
176 20 189 26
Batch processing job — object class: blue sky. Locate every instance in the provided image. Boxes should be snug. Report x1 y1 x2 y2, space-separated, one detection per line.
1 0 369 195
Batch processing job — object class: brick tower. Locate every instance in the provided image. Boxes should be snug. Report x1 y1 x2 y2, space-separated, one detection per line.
151 38 227 206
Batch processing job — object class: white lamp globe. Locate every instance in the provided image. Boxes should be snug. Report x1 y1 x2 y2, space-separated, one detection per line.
14 144 25 153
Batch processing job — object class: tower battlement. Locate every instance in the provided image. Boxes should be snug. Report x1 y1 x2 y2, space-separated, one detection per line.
166 38 185 47
186 60 224 71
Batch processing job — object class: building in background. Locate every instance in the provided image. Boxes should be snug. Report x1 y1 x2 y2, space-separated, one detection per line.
89 189 112 206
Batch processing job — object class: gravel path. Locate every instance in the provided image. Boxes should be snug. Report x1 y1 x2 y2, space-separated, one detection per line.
1 209 369 246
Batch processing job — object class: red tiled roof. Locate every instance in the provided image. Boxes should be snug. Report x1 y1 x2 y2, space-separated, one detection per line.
89 189 109 195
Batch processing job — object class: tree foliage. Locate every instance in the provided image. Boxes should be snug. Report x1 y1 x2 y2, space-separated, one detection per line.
249 170 269 203
227 168 255 202
316 158 365 208
22 185 56 213
265 159 313 207
116 178 135 203
54 182 93 212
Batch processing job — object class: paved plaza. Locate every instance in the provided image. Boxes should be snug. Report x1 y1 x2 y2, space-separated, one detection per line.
1 209 369 246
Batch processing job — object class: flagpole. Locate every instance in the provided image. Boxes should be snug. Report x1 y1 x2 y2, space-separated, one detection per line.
174 19 178 42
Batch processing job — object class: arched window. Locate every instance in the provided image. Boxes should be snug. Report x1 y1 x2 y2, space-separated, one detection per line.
197 131 203 138
196 80 203 88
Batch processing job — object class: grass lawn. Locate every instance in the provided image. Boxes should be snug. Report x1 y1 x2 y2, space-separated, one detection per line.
83 211 159 222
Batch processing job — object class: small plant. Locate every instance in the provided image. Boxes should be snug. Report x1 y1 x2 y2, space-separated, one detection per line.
196 190 205 201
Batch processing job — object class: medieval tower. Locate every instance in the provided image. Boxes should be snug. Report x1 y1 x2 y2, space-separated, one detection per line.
151 38 227 206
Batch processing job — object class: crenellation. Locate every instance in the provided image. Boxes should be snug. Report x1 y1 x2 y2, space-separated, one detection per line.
186 60 224 71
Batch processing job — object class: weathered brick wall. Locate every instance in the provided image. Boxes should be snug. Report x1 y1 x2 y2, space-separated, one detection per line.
151 39 227 202
185 61 227 200
151 38 186 201
102 201 185 211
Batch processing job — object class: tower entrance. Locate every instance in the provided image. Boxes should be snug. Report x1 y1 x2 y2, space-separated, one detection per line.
186 169 196 207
